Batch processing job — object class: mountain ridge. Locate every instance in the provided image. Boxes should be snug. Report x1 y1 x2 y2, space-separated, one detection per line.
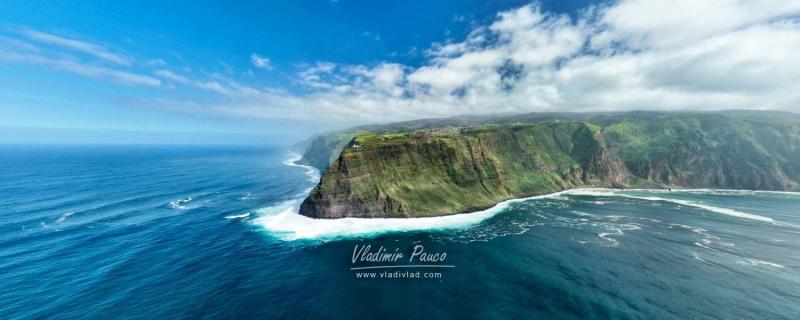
297 111 800 218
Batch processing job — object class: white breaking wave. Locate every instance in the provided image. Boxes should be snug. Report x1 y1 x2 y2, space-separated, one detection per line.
225 213 251 219
691 251 708 264
736 258 785 268
56 211 76 224
54 203 106 223
169 196 194 210
283 152 320 186
168 193 210 210
253 186 775 241
564 189 775 223
251 167 567 241
694 241 720 252
621 188 800 197
253 152 572 241
251 195 554 241
597 232 620 247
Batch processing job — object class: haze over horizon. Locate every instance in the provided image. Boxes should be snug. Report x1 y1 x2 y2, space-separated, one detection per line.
2 0 800 144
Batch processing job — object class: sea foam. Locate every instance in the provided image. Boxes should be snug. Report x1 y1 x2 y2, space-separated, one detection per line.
225 213 251 219
564 189 775 223
282 152 320 185
251 195 545 241
169 196 195 210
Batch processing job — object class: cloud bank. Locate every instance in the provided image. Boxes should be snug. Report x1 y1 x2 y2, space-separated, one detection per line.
214 0 800 124
0 30 160 86
3 0 800 126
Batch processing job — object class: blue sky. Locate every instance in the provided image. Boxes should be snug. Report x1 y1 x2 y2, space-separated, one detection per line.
1 0 798 144
0 0 533 144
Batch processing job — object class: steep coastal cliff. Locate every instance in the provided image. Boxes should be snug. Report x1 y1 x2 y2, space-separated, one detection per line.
299 112 800 218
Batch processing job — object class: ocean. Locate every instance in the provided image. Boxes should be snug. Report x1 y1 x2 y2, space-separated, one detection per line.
1 145 799 319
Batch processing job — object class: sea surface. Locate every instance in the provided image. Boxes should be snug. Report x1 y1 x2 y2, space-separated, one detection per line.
1 145 799 319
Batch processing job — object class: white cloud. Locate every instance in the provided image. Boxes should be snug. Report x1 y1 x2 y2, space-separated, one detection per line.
146 59 167 67
230 0 799 124
361 32 381 41
22 29 134 66
250 53 271 69
154 69 189 83
17 1 799 127
0 48 159 86
297 62 338 89
601 0 800 49
1 29 162 87
154 69 240 96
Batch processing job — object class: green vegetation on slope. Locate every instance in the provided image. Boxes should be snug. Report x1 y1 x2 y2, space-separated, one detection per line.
300 121 629 217
299 111 800 218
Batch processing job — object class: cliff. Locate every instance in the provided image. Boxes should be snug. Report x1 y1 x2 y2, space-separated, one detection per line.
299 112 800 218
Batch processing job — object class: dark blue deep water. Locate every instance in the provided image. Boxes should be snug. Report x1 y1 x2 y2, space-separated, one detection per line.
2 145 799 319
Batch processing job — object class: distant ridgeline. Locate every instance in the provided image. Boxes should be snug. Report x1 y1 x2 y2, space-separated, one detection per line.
297 111 800 218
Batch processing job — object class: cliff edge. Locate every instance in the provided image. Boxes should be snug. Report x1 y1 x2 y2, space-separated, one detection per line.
299 112 800 218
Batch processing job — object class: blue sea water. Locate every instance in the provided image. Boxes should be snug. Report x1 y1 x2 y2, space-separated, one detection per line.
1 145 799 319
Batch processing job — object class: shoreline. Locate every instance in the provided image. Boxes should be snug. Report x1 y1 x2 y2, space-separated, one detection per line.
251 153 793 241
299 186 800 220
252 186 786 241
288 151 799 221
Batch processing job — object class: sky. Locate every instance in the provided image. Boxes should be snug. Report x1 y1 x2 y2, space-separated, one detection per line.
1 0 799 145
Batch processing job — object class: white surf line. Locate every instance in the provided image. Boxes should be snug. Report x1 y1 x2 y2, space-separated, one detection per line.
252 197 515 241
257 154 779 241
56 211 76 223
252 186 569 241
255 185 776 242
254 152 571 241
737 258 785 268
622 188 800 196
225 213 251 219
283 152 320 184
565 189 774 223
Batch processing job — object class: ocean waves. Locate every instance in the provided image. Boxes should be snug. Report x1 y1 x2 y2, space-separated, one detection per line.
168 191 218 210
168 196 196 210
224 213 251 219
563 189 776 223
282 153 320 186
253 187 779 243
4 146 800 319
251 197 521 241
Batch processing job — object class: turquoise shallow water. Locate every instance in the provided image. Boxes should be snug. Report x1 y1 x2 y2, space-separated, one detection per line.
1 145 799 319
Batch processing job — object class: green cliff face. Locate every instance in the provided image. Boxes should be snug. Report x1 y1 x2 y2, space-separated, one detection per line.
299 112 800 218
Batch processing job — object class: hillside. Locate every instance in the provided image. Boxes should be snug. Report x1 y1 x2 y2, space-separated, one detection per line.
298 111 800 218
